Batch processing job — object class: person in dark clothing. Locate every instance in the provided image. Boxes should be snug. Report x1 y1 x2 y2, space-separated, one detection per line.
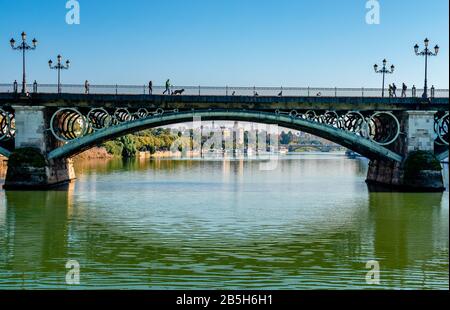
84 80 90 94
401 83 407 98
392 83 397 97
13 80 18 93
412 85 417 97
148 81 153 95
163 79 171 95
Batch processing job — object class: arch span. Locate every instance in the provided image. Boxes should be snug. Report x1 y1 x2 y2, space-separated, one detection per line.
437 150 449 162
0 146 11 158
47 110 404 162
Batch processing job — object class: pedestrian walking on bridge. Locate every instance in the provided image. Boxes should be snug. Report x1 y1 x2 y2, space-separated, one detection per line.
392 83 397 97
84 80 90 94
401 83 407 98
163 79 171 95
148 81 153 95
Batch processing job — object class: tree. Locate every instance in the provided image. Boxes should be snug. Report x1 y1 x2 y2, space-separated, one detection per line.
120 135 137 158
280 131 293 145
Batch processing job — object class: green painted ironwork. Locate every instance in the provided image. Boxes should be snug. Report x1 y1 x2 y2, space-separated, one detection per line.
47 110 404 162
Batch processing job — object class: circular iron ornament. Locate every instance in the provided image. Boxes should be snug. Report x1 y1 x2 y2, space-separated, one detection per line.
50 108 88 142
155 108 165 115
87 108 112 131
289 110 298 118
136 108 149 119
367 112 401 146
304 110 318 121
343 111 367 135
437 113 449 145
113 108 133 124
322 111 340 127
0 109 14 141
7 113 16 139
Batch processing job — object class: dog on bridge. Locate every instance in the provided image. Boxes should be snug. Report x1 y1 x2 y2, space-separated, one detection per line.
172 89 185 95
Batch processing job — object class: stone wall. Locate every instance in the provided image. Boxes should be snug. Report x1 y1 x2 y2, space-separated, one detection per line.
13 106 48 151
405 111 437 152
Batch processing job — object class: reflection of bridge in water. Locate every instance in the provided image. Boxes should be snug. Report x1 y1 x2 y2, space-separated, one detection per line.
0 89 448 191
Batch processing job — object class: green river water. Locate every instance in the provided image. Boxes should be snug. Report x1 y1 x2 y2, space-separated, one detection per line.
0 154 448 289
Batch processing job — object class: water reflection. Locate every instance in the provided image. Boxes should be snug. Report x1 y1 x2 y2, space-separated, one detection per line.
0 155 448 289
0 188 73 287
368 192 448 289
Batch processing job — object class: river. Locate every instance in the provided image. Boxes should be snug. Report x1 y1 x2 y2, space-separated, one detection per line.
0 154 448 289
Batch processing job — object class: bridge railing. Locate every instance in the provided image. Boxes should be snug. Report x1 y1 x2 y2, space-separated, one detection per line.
0 83 448 98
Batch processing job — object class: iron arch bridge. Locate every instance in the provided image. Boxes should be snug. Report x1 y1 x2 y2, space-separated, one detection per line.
0 107 448 162
42 107 447 162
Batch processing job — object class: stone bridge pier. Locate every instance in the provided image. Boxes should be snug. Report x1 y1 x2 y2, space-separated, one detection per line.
366 110 445 192
4 106 75 190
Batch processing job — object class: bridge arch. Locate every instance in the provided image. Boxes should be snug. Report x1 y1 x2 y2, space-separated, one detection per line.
47 110 403 162
437 150 449 162
0 146 11 158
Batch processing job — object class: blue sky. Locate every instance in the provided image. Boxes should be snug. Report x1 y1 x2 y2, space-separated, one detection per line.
0 0 448 88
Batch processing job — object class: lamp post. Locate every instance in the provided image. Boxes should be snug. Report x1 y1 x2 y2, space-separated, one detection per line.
49 55 70 94
9 32 38 95
414 38 439 99
373 59 395 98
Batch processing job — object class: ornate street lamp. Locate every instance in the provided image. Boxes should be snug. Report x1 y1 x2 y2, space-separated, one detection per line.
374 59 395 98
10 32 38 95
414 38 439 99
49 55 70 94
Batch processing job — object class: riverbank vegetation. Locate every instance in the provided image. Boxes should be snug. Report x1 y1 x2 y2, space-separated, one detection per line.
101 129 194 158
95 129 341 159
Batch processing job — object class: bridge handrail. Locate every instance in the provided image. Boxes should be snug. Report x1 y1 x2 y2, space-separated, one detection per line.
0 83 449 98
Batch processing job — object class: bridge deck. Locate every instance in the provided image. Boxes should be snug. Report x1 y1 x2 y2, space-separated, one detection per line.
1 93 449 111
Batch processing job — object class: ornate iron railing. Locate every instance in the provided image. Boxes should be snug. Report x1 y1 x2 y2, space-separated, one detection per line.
0 83 448 98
